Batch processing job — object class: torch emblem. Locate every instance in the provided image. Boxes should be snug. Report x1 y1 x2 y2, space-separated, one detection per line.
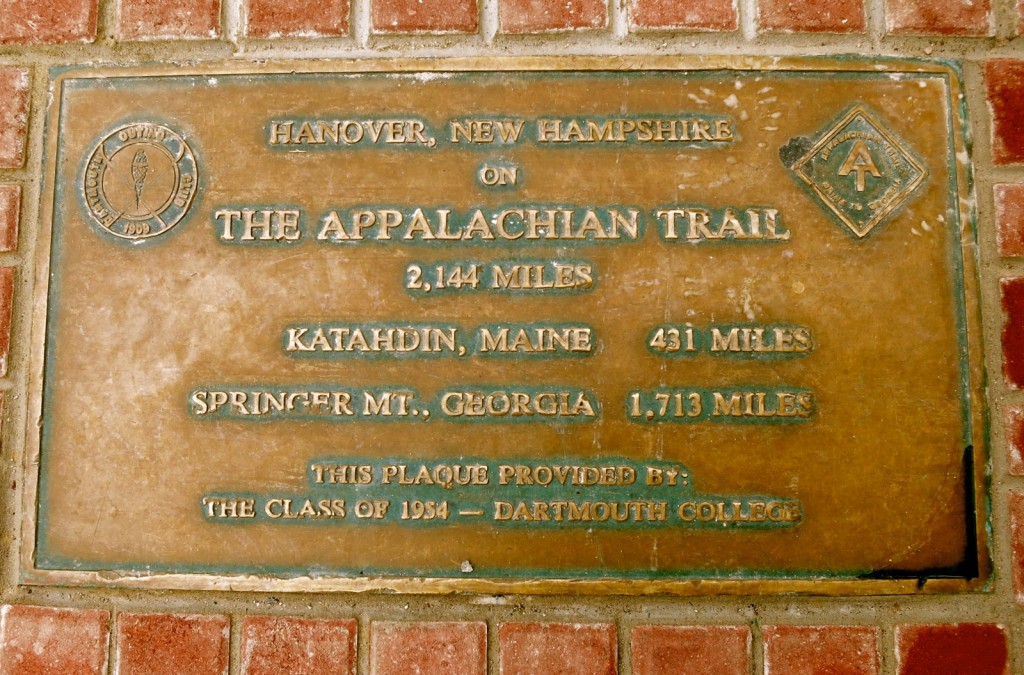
131 149 149 209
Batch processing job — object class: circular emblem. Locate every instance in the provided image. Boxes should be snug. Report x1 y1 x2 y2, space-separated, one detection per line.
82 122 198 240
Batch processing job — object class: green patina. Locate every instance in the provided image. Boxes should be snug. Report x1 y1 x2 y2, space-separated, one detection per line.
265 115 440 151
403 259 596 295
646 323 813 359
280 321 597 359
627 387 815 424
212 203 306 245
313 204 645 245
262 113 735 152
35 63 981 584
199 457 800 531
786 103 928 239
652 204 790 244
471 322 595 359
187 384 601 422
282 322 467 359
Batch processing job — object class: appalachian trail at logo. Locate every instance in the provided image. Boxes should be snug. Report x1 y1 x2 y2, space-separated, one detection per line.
81 122 198 241
781 104 927 239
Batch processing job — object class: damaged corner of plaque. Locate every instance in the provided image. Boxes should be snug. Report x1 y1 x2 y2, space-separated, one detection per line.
786 104 927 239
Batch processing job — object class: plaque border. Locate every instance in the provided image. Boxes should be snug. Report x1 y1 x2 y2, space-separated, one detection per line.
21 56 990 595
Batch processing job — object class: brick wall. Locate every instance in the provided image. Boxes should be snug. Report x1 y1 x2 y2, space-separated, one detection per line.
1 1 1024 673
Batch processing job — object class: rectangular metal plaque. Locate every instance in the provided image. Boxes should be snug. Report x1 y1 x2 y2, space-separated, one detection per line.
25 58 988 594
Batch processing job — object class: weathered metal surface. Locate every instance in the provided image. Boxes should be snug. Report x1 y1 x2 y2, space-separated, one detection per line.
24 58 987 593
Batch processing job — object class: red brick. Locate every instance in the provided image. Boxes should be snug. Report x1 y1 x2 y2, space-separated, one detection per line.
1006 407 1024 475
116 613 228 675
758 0 866 32
1012 491 1024 601
499 622 616 675
1002 277 1024 388
0 605 110 675
996 184 1024 256
631 0 737 30
0 69 30 170
896 624 1008 675
0 268 14 378
885 0 991 35
371 621 486 675
0 0 97 44
632 625 749 675
499 0 607 32
118 0 221 39
246 0 349 37
763 626 879 675
0 185 19 253
240 616 356 675
372 0 478 32
987 60 1024 165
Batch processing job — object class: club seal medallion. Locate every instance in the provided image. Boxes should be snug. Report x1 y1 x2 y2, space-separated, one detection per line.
81 122 198 240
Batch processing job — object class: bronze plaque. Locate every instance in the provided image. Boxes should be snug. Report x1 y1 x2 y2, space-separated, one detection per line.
24 58 987 593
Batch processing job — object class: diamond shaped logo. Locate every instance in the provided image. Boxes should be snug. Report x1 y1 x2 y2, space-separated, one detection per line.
787 105 927 238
